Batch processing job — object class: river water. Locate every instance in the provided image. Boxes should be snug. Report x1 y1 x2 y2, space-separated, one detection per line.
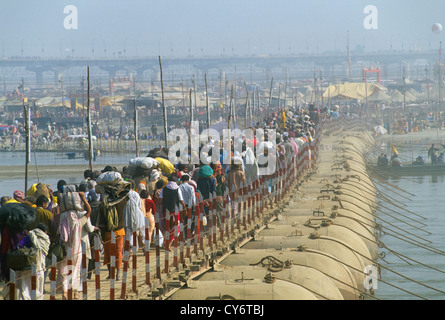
0 150 134 167
372 172 445 300
0 151 131 196
1 151 445 300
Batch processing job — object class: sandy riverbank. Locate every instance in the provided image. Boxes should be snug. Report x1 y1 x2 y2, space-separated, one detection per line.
375 128 445 144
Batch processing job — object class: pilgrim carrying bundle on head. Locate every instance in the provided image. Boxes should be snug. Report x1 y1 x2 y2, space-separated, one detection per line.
129 157 160 170
127 157 160 177
96 177 131 207
96 171 124 185
0 202 37 232
33 183 51 199
59 186 84 213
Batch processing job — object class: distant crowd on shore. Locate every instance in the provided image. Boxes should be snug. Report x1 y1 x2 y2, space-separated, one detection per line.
0 101 342 151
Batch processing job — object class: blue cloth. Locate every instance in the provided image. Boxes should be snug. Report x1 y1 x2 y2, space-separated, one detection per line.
221 150 230 174
18 235 32 248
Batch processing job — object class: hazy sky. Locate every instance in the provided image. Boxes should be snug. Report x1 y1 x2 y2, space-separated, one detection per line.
1 0 445 58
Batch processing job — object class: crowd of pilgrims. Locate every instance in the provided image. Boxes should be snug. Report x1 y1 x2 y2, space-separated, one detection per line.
0 103 329 300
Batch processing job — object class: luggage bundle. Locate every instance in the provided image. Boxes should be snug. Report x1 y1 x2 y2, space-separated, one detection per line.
0 202 36 232
33 183 51 199
58 185 84 213
0 202 39 271
7 247 38 271
127 157 160 178
155 157 175 176
96 171 123 185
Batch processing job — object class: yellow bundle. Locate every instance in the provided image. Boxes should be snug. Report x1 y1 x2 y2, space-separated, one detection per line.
155 157 175 176
26 184 37 197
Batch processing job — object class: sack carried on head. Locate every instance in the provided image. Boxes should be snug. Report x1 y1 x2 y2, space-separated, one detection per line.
34 183 51 199
129 157 159 170
59 187 84 213
96 171 123 185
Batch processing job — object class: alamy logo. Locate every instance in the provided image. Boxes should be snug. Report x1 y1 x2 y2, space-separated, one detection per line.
168 121 277 176
64 5 78 30
363 265 379 291
363 5 378 30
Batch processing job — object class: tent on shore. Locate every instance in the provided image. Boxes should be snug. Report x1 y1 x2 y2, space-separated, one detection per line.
368 90 391 102
322 83 387 101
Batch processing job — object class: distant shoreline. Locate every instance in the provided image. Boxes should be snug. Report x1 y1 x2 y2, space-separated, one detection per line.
375 128 445 144
0 163 128 180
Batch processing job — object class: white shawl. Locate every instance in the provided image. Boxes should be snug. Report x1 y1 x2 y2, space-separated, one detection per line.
28 228 50 257
123 190 146 233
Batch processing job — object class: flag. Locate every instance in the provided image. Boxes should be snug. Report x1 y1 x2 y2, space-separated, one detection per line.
392 144 398 155
281 109 286 128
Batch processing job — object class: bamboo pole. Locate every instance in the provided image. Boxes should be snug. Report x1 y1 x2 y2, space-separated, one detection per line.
94 236 101 300
87 66 93 171
439 41 442 108
190 88 193 156
24 104 30 192
50 254 56 300
145 217 150 286
193 74 197 118
228 85 233 131
284 82 287 111
110 232 116 300
159 56 168 148
244 82 249 129
120 234 131 299
134 98 139 157
205 73 210 129
233 66 237 126
268 77 273 119
257 88 261 124
81 242 88 300
181 77 185 109
252 87 256 127
9 270 15 300
226 86 234 168
132 231 137 292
